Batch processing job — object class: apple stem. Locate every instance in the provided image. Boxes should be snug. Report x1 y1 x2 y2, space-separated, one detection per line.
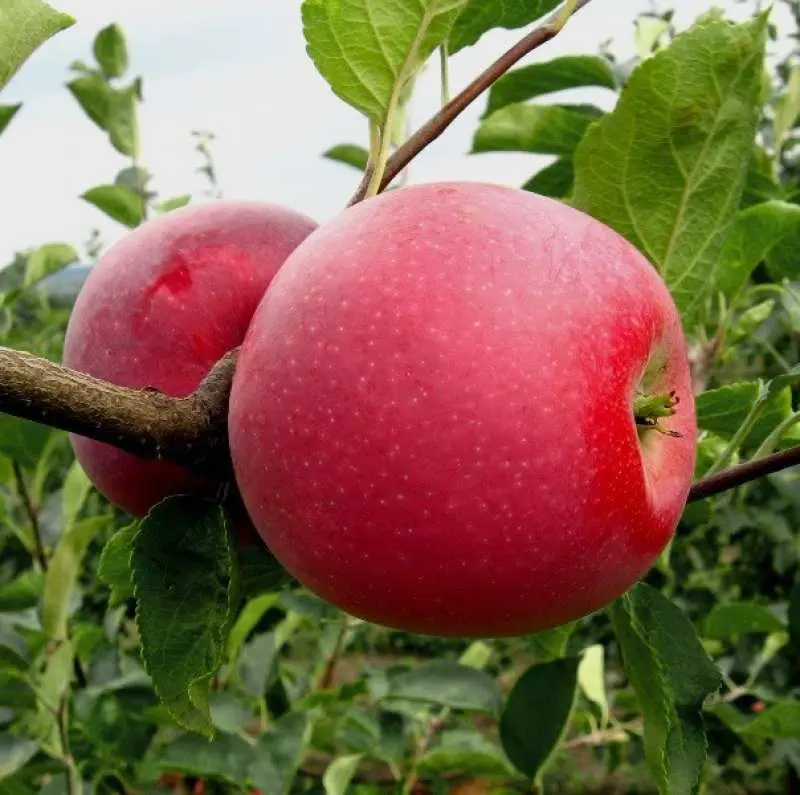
634 390 682 438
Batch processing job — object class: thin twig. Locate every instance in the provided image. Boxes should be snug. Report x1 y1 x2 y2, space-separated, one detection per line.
12 461 47 571
316 617 352 690
348 0 595 205
688 443 800 502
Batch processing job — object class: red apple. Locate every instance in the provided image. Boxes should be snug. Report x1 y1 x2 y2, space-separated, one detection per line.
228 182 696 637
63 200 316 517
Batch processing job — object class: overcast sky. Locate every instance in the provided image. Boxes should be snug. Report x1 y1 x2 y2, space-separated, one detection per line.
0 1 768 264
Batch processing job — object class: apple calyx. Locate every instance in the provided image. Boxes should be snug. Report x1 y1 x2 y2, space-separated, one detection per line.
634 390 682 438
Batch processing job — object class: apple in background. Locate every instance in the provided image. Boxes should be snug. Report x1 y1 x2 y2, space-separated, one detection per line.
63 200 317 518
229 182 697 638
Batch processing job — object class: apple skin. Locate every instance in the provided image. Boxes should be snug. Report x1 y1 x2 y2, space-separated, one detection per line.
228 182 696 638
63 200 317 518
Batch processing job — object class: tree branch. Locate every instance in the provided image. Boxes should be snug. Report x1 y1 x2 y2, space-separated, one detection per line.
687 443 800 503
348 0 595 206
0 346 237 476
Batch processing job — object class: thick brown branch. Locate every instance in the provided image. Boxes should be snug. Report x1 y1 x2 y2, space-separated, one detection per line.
348 0 595 206
687 443 800 503
0 346 237 476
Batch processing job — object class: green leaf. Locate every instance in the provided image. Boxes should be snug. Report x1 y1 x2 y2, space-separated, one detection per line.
0 0 74 90
93 23 128 79
323 143 370 171
67 76 140 157
448 0 560 53
34 640 73 741
82 184 144 228
572 11 768 328
743 701 800 740
227 593 280 660
529 622 576 662
97 523 137 606
0 415 52 469
485 55 616 115
106 80 139 156
23 242 77 288
695 380 797 451
522 158 575 198
145 732 252 784
323 754 363 795
742 148 781 208
209 691 253 734
238 544 293 599
609 584 722 795
0 104 21 136
704 602 785 640
302 0 467 124
43 516 107 640
790 578 800 647
60 459 92 532
774 64 800 149
237 632 278 698
716 201 800 298
386 660 502 716
0 570 44 612
249 712 310 795
0 736 38 781
419 729 514 777
132 497 236 737
578 644 609 725
500 656 580 782
473 103 600 157
155 194 191 214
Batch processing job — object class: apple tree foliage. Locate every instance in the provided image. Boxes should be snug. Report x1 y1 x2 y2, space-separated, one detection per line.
0 1 799 793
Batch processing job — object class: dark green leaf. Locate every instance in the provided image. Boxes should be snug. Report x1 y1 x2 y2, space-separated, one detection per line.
486 55 616 115
0 736 39 781
449 0 560 53
0 104 21 136
704 602 786 640
386 660 502 716
43 516 107 640
97 522 137 606
132 497 236 736
302 0 467 123
0 415 53 469
239 545 294 599
522 158 575 198
82 184 144 228
743 702 800 740
209 691 253 734
323 144 370 171
0 570 44 612
790 578 800 647
0 0 74 90
473 103 600 157
609 584 722 795
572 11 768 328
93 23 128 79
500 656 580 781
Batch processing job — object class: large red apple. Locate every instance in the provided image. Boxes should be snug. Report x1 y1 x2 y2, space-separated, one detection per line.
228 182 696 637
63 200 316 517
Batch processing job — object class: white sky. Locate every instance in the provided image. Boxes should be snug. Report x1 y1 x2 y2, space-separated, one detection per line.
0 1 766 264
